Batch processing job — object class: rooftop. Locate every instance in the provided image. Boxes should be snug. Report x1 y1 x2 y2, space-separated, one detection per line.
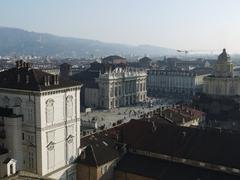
78 131 123 166
0 60 81 91
116 153 240 180
162 106 205 124
122 119 240 170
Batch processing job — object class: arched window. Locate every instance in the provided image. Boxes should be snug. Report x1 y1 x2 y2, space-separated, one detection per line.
46 99 54 123
2 96 9 107
66 96 73 118
14 97 22 106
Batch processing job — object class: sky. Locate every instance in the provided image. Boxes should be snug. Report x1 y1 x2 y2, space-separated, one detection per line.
1 0 240 53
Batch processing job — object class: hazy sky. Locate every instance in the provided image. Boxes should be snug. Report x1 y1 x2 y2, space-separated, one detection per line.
1 0 240 53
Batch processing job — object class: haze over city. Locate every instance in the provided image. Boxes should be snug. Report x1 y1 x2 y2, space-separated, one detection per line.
2 1 240 180
1 0 240 53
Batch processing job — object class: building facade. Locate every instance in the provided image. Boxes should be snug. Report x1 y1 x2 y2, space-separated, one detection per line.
0 60 81 179
85 67 147 109
147 69 209 97
203 49 240 96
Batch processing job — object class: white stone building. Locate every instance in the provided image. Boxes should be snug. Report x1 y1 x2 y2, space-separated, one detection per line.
0 60 81 179
85 67 147 109
147 69 209 97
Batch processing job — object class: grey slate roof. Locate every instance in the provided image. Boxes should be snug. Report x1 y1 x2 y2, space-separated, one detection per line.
78 132 121 166
116 153 240 180
122 119 240 170
0 67 80 91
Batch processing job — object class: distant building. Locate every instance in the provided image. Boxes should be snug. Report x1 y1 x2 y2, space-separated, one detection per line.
128 56 153 69
73 62 147 109
161 105 205 127
192 93 240 130
101 55 127 65
0 60 81 179
96 67 147 109
157 57 217 71
203 49 240 96
60 63 72 77
139 105 205 127
147 69 209 97
77 132 124 180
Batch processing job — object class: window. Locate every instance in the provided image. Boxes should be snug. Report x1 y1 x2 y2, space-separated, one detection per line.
110 87 114 97
28 151 34 169
47 131 55 144
27 135 34 144
14 97 22 115
28 108 33 122
46 99 54 123
66 96 73 118
101 88 105 97
14 97 22 106
47 131 55 170
143 83 146 91
115 87 118 96
47 149 55 170
140 83 143 91
10 164 13 175
22 133 24 140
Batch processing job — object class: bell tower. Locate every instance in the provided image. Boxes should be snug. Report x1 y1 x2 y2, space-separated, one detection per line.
215 49 234 77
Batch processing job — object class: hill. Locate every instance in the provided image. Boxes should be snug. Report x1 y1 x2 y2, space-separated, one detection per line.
0 27 176 57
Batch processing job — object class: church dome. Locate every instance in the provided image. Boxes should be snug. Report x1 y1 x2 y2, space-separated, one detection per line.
218 49 230 62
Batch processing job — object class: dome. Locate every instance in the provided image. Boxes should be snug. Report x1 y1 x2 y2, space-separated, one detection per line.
218 49 230 62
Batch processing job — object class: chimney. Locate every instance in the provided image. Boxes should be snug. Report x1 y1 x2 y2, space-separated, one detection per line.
19 60 23 68
16 61 20 69
44 76 48 86
26 62 32 69
160 109 163 117
48 76 51 86
23 62 26 68
52 75 55 85
55 75 59 85
52 75 59 85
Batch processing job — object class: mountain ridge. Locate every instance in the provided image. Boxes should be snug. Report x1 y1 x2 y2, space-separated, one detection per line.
0 27 176 57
